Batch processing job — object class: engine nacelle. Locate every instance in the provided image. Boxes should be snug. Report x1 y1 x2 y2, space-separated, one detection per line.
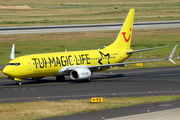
70 68 91 80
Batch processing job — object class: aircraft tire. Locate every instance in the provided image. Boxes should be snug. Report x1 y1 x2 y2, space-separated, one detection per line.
83 77 92 82
56 75 65 82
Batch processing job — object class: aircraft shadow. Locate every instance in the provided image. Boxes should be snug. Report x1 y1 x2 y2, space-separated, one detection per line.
1 73 153 86
93 74 125 80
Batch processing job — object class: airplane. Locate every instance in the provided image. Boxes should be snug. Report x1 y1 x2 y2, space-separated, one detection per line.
2 9 177 86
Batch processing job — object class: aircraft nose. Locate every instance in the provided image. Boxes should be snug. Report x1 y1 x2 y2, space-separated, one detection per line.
3 66 8 75
3 66 14 77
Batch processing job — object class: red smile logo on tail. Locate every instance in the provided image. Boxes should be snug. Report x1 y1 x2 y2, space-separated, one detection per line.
122 28 132 42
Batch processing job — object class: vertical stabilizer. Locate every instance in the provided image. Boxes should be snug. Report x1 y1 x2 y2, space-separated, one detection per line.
104 9 135 50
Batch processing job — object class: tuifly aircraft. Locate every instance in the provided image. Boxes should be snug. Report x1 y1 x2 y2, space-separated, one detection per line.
3 9 177 85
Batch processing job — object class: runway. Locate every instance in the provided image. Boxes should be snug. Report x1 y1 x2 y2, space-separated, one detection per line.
0 21 180 34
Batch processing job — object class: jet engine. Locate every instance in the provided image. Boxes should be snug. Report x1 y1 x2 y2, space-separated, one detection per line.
70 68 91 80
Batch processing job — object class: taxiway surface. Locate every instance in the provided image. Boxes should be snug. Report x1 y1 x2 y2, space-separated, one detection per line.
45 100 180 120
0 21 180 35
0 66 180 103
1 66 180 120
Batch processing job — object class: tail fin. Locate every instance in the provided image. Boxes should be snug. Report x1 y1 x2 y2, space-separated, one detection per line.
104 9 135 50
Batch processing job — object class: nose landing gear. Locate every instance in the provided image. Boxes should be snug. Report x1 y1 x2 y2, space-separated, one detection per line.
14 78 22 86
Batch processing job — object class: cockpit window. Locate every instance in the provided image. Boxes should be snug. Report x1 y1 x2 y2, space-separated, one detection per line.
7 63 20 66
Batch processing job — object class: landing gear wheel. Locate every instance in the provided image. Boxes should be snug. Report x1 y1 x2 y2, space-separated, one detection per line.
83 77 92 82
56 75 65 82
16 81 21 86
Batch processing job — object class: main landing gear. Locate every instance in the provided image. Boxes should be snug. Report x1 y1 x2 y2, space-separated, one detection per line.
16 81 21 86
83 77 92 82
56 75 65 82
56 75 92 82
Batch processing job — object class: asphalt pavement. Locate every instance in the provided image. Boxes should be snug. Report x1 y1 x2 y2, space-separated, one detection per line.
45 100 180 120
1 66 180 120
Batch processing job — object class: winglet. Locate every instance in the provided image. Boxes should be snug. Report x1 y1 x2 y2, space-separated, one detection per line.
10 44 15 59
167 44 178 64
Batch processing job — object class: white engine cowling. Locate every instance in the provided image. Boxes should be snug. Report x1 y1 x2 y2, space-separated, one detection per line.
70 68 91 80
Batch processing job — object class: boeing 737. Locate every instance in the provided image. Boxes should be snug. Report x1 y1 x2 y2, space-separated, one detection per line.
3 9 177 86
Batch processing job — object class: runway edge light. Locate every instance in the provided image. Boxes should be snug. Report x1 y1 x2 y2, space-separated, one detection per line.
90 97 104 103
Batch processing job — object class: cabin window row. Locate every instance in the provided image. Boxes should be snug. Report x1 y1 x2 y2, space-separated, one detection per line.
7 63 21 66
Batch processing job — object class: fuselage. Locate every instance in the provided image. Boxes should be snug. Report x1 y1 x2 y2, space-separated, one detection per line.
3 48 132 79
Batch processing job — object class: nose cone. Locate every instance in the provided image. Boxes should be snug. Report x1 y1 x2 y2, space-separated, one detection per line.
3 66 14 77
3 66 9 75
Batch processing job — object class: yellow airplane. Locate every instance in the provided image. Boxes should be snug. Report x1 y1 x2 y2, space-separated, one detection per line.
3 9 177 86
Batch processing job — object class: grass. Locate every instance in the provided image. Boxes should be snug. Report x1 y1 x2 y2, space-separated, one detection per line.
0 28 179 65
0 95 180 120
0 0 180 26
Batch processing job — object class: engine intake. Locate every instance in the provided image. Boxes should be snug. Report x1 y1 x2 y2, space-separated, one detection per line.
70 68 91 80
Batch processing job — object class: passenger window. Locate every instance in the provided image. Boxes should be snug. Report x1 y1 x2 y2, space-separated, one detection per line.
15 63 20 66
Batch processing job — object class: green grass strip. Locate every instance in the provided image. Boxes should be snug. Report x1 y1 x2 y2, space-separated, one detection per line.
0 95 180 120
